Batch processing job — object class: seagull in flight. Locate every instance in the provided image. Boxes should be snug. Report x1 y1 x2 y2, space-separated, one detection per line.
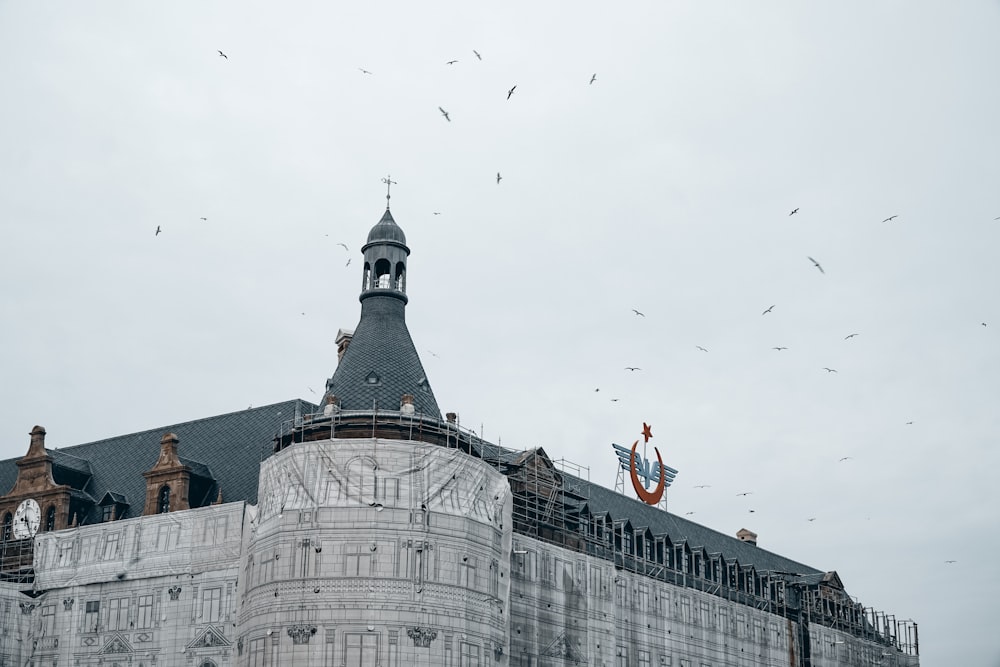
358 68 373 75
439 107 451 122
693 485 711 489
336 242 349 251
736 491 753 497
345 258 351 268
789 207 799 216
762 305 775 315
155 226 161 236
807 256 825 274
823 367 838 373
507 85 516 100
610 398 620 402
446 59 459 65
473 50 482 60
199 217 207 221
905 421 914 425
632 309 645 317
589 73 597 85
844 333 859 339
684 511 695 516
807 517 816 522
838 456 852 462
307 387 316 394
496 172 502 184
772 346 788 351
218 50 228 59
945 560 957 564
882 215 898 223
624 367 641 371
432 212 442 215
696 346 708 352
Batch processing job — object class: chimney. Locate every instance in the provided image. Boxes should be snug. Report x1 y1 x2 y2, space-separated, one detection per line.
736 528 758 546
446 412 457 424
400 394 415 415
335 328 355 364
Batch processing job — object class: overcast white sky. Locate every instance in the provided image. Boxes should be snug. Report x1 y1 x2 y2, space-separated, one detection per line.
2 2 999 664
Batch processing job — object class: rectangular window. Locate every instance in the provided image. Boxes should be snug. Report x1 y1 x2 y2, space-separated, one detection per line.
460 642 480 667
345 544 373 577
108 596 129 631
736 612 747 638
680 596 691 624
377 477 400 504
388 630 398 667
459 557 477 589
202 587 222 622
345 632 378 667
137 595 154 629
616 647 629 667
57 540 75 566
638 650 650 667
84 600 100 633
102 504 115 522
699 601 710 627
637 585 648 611
102 532 120 559
41 605 55 635
249 638 266 667
616 579 627 606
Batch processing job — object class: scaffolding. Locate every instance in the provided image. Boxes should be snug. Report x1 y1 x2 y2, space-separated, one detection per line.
0 536 34 583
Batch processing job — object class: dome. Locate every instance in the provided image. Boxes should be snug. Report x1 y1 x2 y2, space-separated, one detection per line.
366 209 407 245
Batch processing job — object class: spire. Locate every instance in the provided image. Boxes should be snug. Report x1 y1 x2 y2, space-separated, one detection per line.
381 175 396 210
320 200 440 418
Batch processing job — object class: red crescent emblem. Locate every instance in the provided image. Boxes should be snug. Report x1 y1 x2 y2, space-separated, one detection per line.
629 440 665 505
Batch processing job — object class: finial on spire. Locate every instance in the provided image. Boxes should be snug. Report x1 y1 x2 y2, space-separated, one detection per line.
381 175 397 210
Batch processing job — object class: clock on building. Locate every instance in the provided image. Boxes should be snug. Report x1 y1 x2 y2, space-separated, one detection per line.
13 498 41 539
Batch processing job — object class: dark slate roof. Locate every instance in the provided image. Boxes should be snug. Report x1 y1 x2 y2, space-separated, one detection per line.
323 295 441 418
576 475 822 576
0 400 311 524
50 450 93 477
178 457 214 480
365 208 407 246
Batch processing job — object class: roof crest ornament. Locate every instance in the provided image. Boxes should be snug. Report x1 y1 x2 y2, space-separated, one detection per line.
381 175 397 210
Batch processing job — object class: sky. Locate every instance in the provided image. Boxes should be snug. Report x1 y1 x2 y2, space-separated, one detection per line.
1 1 998 664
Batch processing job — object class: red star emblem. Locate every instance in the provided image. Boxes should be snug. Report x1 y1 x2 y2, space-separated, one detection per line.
642 422 653 443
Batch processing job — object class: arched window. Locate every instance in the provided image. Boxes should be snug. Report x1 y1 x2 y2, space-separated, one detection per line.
1 513 11 542
158 485 171 514
45 506 56 532
394 262 406 292
363 262 371 290
374 258 391 288
199 661 218 667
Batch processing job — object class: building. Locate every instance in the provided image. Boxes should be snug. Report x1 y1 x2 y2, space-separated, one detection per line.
0 205 919 666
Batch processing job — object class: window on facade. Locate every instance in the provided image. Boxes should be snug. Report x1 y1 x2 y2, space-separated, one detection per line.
460 642 480 667
84 600 100 633
202 587 222 622
158 485 171 514
44 506 56 532
616 647 629 667
249 638 265 667
345 544 374 577
638 650 650 667
108 597 129 631
2 513 11 542
102 504 115 522
459 556 476 589
102 533 121 560
345 633 378 667
41 605 55 635
137 595 154 629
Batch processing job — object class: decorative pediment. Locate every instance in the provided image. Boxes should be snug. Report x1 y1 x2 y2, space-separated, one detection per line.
187 625 232 649
541 631 585 663
101 633 133 654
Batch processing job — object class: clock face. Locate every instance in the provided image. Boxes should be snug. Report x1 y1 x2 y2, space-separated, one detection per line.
13 499 41 539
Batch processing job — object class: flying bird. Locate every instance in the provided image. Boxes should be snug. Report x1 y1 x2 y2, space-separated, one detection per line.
199 217 207 221
336 242 349 251
736 491 753 497
844 333 859 339
696 346 708 352
589 73 597 85
823 367 838 373
473 50 482 60
218 50 228 59
905 421 914 425
358 68 373 75
838 456 852 462
507 85 516 100
308 387 316 394
438 107 451 122
945 560 957 564
496 172 502 184
624 367 641 372
772 346 788 351
882 215 898 223
432 212 442 215
631 309 645 317
684 512 695 516
762 305 775 315
345 258 351 268
807 256 825 274
594 388 600 392
610 398 620 403
446 60 459 65
982 322 988 327
693 485 711 489
807 517 817 522
155 226 161 236
789 208 799 216
748 509 756 513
